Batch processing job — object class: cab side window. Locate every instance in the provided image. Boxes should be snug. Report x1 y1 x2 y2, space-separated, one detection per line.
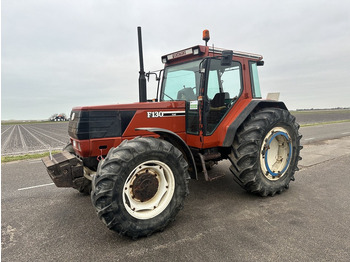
250 62 262 98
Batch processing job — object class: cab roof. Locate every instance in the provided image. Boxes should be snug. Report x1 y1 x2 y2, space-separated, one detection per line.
161 45 263 65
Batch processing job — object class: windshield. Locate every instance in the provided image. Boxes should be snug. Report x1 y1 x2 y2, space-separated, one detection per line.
160 60 202 101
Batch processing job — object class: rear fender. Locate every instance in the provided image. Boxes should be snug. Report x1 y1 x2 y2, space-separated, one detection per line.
222 100 288 147
135 127 198 179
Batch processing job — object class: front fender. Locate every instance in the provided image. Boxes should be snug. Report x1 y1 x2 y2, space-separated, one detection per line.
135 127 198 179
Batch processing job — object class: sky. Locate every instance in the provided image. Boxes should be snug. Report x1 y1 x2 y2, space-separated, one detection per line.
2 0 350 120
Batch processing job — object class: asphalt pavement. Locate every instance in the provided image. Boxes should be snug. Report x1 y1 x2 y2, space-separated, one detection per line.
300 121 350 145
2 133 350 261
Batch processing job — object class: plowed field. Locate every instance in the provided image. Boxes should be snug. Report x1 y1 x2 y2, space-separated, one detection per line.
1 122 69 156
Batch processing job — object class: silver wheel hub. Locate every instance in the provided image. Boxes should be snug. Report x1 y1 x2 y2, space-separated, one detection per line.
260 127 292 181
123 160 175 220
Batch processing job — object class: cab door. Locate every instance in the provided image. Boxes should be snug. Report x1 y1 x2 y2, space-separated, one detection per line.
202 58 243 136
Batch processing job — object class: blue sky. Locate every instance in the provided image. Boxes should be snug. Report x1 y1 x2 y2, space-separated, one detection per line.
2 0 350 120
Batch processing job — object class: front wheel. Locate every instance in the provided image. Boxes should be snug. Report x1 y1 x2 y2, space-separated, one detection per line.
229 108 302 196
91 137 189 238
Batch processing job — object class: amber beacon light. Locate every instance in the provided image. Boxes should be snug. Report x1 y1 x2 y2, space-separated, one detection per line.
203 29 210 46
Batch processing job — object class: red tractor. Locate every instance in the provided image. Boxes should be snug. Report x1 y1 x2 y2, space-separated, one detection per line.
43 28 302 238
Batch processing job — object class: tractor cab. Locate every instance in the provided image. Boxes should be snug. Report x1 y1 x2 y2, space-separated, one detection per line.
156 43 264 149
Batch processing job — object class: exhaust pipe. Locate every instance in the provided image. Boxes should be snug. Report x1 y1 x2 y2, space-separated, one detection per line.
137 26 147 102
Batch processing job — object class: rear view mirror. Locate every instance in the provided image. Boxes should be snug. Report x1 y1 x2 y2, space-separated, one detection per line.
221 50 233 66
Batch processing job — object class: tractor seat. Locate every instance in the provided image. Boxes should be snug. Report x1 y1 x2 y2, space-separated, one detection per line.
210 92 229 108
177 88 197 101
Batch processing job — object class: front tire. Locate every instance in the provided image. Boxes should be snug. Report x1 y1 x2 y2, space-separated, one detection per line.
91 137 189 238
229 108 302 196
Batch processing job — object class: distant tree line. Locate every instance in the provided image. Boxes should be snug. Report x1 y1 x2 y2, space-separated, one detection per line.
296 107 350 111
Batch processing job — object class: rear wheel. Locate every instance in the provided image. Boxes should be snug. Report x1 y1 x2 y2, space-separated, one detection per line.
91 137 189 238
229 108 302 196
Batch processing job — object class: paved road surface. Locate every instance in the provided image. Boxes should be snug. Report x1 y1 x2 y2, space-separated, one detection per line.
301 121 350 144
2 130 350 261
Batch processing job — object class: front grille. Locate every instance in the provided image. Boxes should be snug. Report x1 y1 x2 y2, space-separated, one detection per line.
68 110 136 140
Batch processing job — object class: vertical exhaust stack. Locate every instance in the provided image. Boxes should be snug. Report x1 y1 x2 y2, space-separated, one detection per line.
137 26 147 102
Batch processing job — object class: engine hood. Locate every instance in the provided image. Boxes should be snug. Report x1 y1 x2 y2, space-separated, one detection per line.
72 101 186 111
69 101 186 140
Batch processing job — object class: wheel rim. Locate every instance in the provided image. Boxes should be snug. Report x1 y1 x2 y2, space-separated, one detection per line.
260 127 292 181
123 160 175 220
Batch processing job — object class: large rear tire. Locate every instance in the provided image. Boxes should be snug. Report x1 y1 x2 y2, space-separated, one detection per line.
91 137 189 238
229 108 302 196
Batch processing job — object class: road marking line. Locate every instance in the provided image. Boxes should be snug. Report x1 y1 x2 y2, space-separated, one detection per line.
29 160 43 164
18 183 55 191
304 137 315 141
341 132 350 135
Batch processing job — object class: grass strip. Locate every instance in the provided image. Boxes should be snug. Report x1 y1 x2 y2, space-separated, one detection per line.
291 109 350 115
1 151 61 163
300 119 350 127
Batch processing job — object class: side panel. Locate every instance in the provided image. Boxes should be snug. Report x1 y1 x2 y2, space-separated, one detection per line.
200 98 252 148
122 108 186 139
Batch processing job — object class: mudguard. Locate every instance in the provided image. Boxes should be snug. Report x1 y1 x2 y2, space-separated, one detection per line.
222 100 288 147
135 127 198 179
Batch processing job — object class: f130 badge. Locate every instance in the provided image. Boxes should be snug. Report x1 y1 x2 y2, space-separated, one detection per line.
147 111 185 118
